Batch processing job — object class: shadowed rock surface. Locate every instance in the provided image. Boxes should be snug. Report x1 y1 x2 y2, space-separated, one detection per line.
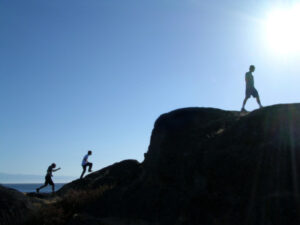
6 104 300 225
0 185 36 225
58 159 142 195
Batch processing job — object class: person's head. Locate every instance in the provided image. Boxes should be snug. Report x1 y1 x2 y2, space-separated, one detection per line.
51 163 56 168
249 65 255 72
88 150 92 155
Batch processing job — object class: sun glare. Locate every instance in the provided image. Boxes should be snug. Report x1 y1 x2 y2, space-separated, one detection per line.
265 4 300 54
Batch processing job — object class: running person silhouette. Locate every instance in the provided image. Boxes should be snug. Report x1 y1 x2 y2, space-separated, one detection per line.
241 65 263 112
80 150 93 179
36 163 61 193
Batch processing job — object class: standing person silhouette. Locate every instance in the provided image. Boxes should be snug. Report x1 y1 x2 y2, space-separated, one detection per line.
80 150 93 179
36 163 61 193
241 65 263 112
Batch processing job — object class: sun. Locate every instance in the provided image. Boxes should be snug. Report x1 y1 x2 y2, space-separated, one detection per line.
265 4 300 54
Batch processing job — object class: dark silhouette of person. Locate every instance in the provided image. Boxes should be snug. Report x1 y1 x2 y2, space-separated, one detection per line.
241 65 263 112
80 150 93 179
36 163 61 193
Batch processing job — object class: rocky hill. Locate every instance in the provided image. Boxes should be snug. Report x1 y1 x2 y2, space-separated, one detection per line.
3 104 300 225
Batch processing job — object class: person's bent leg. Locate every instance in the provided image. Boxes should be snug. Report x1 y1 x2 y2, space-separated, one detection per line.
88 162 93 172
48 178 55 193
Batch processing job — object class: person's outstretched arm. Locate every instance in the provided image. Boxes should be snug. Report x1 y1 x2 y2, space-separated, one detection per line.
53 167 61 172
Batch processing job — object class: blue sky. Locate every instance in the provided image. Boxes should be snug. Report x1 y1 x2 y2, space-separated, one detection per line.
1 0 300 181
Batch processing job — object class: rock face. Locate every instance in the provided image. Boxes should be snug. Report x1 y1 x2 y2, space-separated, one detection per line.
141 104 300 224
0 185 34 225
35 104 300 225
58 159 141 195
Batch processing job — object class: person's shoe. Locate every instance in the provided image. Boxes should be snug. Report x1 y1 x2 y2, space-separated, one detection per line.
36 188 39 193
88 169 92 173
241 108 247 112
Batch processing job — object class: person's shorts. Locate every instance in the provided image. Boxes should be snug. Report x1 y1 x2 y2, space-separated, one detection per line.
246 87 259 98
45 175 54 186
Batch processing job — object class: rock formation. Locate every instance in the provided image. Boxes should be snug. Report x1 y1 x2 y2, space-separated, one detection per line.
60 104 300 225
4 104 300 225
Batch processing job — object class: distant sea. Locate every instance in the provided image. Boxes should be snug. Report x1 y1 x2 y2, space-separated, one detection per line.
2 183 65 193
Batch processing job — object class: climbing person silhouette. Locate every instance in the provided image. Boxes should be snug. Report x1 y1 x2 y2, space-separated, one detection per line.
241 65 263 112
36 163 61 193
80 150 93 179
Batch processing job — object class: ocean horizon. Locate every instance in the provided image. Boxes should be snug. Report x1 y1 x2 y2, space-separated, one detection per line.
2 183 66 193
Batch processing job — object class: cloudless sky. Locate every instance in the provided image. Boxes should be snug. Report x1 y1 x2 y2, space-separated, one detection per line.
1 0 300 180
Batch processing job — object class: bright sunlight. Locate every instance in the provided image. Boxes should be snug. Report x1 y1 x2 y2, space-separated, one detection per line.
265 4 300 54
